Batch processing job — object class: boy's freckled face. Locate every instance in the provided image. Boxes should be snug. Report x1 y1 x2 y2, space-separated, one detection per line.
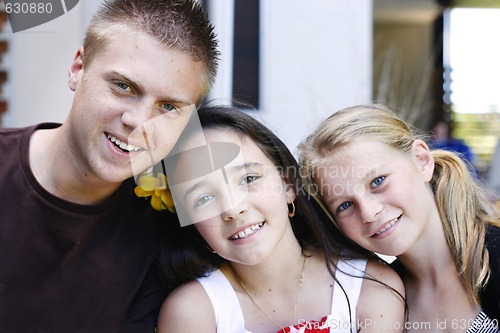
66 31 207 184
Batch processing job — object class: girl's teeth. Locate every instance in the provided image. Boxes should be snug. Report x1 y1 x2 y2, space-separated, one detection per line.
230 223 264 240
375 218 398 235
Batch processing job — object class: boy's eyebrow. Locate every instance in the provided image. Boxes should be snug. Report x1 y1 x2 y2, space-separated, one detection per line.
106 70 146 97
106 70 193 106
107 71 138 88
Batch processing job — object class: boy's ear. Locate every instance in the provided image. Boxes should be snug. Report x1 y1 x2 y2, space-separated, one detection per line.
68 47 85 91
412 139 434 182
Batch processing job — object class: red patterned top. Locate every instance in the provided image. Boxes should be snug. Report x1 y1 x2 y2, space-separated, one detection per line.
283 315 332 332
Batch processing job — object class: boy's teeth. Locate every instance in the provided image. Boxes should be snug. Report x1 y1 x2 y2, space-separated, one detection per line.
107 133 142 152
230 223 264 240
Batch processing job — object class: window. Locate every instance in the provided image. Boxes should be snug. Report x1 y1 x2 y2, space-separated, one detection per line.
444 8 500 172
232 0 260 108
201 0 260 109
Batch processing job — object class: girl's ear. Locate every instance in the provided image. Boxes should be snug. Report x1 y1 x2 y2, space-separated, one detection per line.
284 181 296 203
412 139 435 182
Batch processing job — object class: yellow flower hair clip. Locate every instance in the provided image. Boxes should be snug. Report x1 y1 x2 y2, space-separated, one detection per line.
134 171 175 213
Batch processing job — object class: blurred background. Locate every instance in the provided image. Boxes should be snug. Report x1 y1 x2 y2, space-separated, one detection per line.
0 0 498 199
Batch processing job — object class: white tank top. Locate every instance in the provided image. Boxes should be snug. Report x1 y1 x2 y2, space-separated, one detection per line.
197 259 367 333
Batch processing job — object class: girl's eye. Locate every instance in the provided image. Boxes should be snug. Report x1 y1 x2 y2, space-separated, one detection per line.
194 194 215 207
338 201 353 212
160 103 177 112
241 175 258 185
371 176 386 188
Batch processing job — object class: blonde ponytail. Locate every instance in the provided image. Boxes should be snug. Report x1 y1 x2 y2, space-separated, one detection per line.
430 150 496 303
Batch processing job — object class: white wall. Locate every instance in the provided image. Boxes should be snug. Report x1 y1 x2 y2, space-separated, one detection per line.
208 0 373 152
259 0 373 152
3 1 103 127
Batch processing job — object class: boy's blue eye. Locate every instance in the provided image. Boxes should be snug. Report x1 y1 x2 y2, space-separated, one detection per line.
338 201 353 212
371 176 385 188
161 103 176 112
117 82 131 91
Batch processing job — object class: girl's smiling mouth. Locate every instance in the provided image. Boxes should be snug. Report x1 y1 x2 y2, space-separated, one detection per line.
229 222 265 240
372 216 401 238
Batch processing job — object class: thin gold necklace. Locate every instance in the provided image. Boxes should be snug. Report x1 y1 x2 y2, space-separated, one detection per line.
231 255 308 333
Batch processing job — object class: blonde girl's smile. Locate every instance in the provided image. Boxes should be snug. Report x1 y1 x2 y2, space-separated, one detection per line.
371 215 401 238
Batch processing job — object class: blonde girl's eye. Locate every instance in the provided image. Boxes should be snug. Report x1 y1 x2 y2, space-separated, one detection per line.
194 194 215 208
337 201 353 212
370 176 386 189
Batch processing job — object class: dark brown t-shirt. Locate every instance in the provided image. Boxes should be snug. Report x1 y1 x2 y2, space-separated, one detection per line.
0 124 170 332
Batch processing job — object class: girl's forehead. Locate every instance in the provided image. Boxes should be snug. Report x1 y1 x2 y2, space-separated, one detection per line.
328 140 401 159
204 128 241 142
204 129 259 152
319 142 409 174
